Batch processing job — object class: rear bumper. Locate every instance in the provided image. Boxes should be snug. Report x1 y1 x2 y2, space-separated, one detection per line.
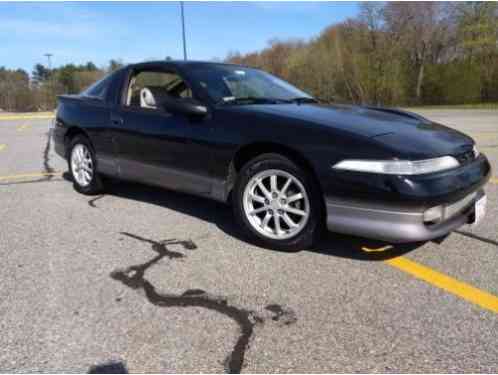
326 189 485 243
53 126 66 159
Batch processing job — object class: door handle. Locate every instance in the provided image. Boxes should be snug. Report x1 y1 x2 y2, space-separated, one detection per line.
111 116 123 126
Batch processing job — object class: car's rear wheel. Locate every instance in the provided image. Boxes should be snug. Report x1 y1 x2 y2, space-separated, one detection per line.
68 135 103 195
233 153 322 251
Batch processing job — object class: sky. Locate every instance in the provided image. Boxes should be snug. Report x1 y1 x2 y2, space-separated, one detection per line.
0 1 359 75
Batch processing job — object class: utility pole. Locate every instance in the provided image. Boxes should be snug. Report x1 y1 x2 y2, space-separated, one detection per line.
180 1 187 60
44 53 53 71
44 53 53 110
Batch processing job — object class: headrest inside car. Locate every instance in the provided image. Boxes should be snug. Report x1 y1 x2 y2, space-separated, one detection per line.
140 88 157 109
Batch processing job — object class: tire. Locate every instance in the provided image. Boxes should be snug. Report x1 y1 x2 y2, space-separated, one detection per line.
233 153 323 251
68 135 104 195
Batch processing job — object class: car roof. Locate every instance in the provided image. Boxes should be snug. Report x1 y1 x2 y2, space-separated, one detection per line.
127 60 250 71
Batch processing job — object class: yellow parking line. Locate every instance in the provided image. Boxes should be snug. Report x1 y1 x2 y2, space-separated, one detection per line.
0 171 61 181
385 256 498 313
0 114 54 121
361 244 498 313
16 124 31 132
0 144 5 152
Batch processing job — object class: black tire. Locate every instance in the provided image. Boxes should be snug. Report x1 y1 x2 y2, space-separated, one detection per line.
233 153 323 251
68 135 104 195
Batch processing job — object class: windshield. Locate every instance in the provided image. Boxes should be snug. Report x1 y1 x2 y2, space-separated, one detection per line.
188 65 314 104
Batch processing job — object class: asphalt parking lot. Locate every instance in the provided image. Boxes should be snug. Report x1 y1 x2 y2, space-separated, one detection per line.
0 109 497 373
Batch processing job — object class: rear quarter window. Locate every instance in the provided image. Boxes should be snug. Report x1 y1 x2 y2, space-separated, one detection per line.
81 74 114 101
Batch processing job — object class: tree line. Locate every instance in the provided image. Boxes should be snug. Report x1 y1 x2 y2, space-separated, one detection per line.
227 2 498 106
0 60 123 112
1 2 496 112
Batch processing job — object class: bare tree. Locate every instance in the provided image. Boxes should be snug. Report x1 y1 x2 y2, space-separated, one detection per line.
383 2 453 103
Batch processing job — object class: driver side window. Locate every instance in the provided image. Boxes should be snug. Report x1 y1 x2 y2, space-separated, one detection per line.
223 77 262 98
125 70 192 111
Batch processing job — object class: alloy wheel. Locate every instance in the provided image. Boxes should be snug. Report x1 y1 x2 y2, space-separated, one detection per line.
71 144 94 187
242 169 310 240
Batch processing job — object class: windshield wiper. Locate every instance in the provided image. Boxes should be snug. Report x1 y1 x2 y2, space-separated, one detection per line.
220 97 288 105
287 97 318 104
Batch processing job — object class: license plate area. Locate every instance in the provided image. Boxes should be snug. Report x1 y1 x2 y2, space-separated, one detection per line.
444 192 476 220
471 195 487 227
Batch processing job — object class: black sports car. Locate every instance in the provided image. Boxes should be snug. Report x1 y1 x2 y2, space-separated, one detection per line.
53 61 490 250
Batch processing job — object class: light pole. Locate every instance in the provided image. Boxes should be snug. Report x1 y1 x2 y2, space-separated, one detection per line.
180 2 187 60
44 53 53 71
44 53 53 110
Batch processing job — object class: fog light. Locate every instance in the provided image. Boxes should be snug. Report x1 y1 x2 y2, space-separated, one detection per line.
424 205 443 223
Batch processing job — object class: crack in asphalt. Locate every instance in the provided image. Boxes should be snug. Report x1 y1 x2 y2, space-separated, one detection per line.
456 230 498 247
42 130 55 179
0 178 62 187
110 232 296 373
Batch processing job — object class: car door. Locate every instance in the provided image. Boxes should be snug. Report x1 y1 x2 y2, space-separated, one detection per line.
76 74 119 177
111 67 214 196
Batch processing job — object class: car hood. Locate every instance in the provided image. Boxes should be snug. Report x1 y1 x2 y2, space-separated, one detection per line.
238 103 474 158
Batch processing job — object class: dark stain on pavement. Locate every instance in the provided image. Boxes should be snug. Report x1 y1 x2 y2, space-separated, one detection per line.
110 233 296 374
88 360 128 374
88 194 105 208
120 232 196 259
265 304 297 326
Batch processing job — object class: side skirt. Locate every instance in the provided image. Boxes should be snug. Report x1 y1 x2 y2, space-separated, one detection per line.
99 157 231 203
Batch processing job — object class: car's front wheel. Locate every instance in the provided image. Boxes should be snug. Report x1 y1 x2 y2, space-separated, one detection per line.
233 153 322 251
68 135 103 195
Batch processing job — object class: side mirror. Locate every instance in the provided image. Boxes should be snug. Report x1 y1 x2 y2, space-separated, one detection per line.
160 96 208 118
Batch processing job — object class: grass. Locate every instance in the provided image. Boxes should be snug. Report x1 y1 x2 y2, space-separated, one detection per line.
405 102 498 110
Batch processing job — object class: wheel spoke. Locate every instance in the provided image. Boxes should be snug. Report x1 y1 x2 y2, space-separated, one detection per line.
287 192 303 203
249 206 268 215
256 180 271 199
281 177 292 194
261 212 272 229
270 175 277 192
83 170 91 182
282 213 298 228
284 206 307 216
249 192 265 204
82 165 92 172
274 215 283 235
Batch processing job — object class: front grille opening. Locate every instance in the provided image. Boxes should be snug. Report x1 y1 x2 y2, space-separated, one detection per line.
424 218 441 226
455 150 475 165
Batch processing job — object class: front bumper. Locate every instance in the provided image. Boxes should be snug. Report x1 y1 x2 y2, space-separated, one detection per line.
322 152 491 242
325 189 485 243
